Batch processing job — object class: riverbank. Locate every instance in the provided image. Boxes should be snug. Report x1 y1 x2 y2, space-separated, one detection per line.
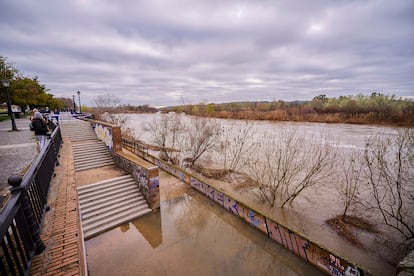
197 110 414 126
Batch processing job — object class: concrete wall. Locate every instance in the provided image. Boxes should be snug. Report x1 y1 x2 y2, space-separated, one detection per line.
88 120 122 153
113 153 160 210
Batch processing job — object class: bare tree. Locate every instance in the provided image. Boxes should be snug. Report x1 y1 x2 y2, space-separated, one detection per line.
146 114 220 168
146 113 183 164
337 150 362 218
219 120 256 173
363 128 414 249
246 127 337 208
93 93 121 108
182 116 221 168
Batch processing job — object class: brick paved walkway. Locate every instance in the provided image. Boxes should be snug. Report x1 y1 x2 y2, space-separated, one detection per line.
30 137 86 275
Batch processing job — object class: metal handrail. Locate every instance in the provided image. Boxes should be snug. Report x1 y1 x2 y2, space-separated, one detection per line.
0 126 62 276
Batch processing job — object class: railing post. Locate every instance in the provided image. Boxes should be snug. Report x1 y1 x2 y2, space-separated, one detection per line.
112 126 122 153
9 175 46 255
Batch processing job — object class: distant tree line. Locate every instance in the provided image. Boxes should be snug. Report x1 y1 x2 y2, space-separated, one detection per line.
164 93 414 126
89 92 158 120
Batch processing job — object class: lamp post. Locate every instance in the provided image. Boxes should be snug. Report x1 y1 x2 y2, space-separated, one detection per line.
77 90 81 114
1 78 18 131
72 94 75 111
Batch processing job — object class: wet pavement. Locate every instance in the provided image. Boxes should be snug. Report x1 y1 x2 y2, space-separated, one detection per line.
0 117 38 199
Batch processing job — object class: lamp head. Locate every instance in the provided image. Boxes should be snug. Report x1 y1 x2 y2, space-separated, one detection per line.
1 79 9 88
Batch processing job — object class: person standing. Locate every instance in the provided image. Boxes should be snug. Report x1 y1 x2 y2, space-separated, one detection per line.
29 108 39 121
31 111 49 150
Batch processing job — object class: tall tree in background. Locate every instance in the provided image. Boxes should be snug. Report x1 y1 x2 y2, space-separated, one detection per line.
1 56 63 110
11 77 63 110
0 56 18 104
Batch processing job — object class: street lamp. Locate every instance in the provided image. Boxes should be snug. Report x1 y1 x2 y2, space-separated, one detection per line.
1 78 18 131
77 90 81 114
72 94 75 111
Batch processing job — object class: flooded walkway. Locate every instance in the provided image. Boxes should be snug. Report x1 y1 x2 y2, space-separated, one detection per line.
85 171 324 276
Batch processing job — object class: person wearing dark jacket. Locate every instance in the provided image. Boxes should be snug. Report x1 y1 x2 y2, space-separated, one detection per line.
32 112 49 150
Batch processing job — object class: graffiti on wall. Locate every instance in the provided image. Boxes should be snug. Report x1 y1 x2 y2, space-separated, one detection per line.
187 168 363 276
94 124 113 149
224 195 241 216
149 177 159 193
267 219 310 261
114 154 157 206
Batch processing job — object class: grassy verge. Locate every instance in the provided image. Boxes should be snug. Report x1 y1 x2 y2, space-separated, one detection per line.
0 114 10 122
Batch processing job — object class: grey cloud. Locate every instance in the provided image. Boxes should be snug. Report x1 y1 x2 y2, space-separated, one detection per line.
0 0 413 106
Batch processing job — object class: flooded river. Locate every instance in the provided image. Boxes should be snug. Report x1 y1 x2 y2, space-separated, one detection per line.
97 113 406 274
114 113 399 150
112 113 401 231
85 171 324 275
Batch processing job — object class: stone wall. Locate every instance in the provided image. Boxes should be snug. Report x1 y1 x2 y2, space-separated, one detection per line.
113 152 160 210
88 119 122 153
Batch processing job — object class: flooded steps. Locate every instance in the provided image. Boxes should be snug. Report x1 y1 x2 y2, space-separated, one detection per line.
78 175 152 240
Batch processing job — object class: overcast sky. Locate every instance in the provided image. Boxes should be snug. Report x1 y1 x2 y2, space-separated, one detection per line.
1 0 413 107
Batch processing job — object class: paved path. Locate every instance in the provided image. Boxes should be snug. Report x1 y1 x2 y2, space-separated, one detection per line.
0 117 38 201
30 135 86 275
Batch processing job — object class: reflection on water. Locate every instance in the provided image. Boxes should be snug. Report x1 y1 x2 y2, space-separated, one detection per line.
85 179 324 276
131 210 163 249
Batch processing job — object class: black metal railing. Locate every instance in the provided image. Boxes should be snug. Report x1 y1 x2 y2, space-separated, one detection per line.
121 137 149 156
0 126 62 276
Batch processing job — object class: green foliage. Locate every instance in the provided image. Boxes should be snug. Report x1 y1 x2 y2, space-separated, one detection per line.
1 56 63 110
310 93 414 123
0 56 18 80
0 114 10 122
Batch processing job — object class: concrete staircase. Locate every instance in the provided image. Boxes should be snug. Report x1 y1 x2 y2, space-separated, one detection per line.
60 119 97 142
61 117 152 240
72 141 114 171
78 175 152 240
60 119 115 171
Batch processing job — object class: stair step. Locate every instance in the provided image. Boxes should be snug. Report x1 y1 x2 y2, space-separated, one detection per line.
78 175 132 193
81 194 145 215
82 205 150 230
75 162 115 171
79 186 139 206
74 156 113 166
73 151 110 159
78 180 136 199
75 159 114 167
73 148 108 154
73 142 105 148
74 156 113 163
73 144 106 149
82 199 148 223
83 208 152 240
